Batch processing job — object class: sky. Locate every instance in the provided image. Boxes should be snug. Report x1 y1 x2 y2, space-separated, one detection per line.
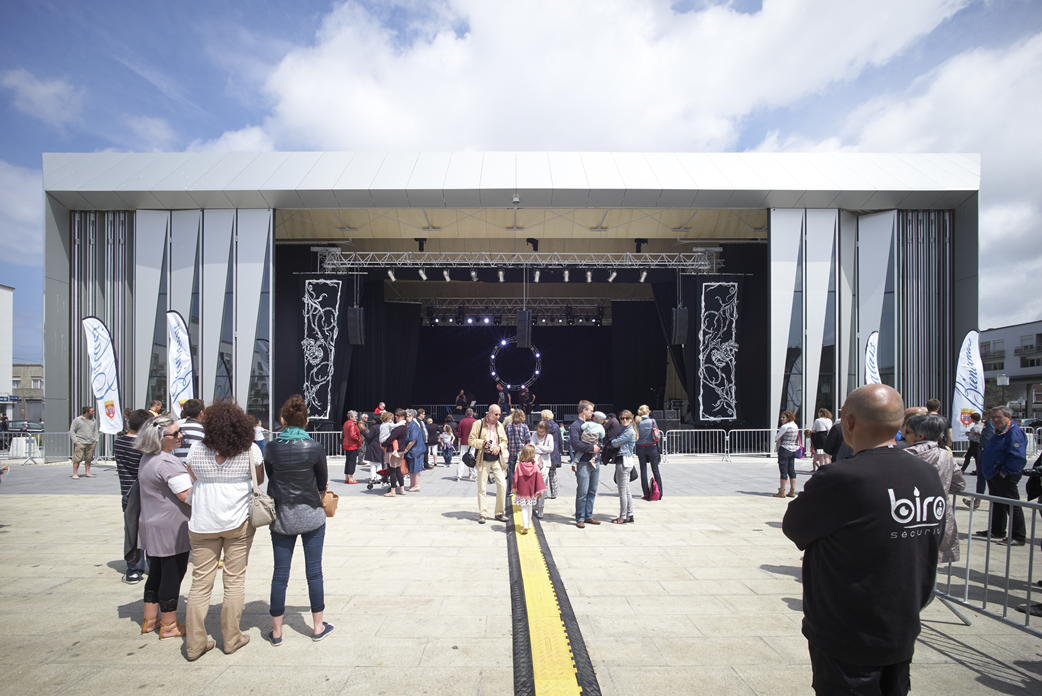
2 0 1041 364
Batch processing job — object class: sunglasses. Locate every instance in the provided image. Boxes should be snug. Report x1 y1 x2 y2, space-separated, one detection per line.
163 430 183 438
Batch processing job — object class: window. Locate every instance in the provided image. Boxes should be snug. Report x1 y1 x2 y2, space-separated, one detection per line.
1024 357 1042 368
993 339 1005 352
985 362 1004 371
31 379 43 389
980 341 990 354
1022 335 1035 347
11 378 19 389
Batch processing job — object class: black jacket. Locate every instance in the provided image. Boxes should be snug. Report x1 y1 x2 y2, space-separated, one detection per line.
363 424 383 463
263 438 328 508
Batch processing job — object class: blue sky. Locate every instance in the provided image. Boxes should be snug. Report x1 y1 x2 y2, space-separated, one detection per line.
3 0 1042 363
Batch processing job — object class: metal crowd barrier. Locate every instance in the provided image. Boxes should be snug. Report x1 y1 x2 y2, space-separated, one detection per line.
662 429 728 461
309 431 345 458
727 429 778 458
0 431 118 465
934 490 1042 638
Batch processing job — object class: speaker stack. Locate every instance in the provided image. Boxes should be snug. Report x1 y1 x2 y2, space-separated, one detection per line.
346 308 365 345
671 307 688 345
516 310 532 348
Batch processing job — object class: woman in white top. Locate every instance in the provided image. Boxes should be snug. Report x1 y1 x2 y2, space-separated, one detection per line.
773 410 800 498
183 401 265 661
530 420 555 519
810 408 834 471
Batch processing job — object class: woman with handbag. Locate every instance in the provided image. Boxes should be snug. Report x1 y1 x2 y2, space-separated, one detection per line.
134 416 193 641
183 400 263 660
263 394 333 645
610 410 638 524
634 405 663 501
774 411 800 498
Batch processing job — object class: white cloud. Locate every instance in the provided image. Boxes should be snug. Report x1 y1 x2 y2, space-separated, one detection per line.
198 0 967 151
0 160 43 266
756 32 1042 327
124 115 176 151
186 125 274 152
1 68 83 129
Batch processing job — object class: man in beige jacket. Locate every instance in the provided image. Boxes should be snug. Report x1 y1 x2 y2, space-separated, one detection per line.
469 404 508 524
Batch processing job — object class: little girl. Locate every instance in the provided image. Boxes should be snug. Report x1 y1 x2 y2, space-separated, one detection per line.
512 444 546 534
439 424 455 468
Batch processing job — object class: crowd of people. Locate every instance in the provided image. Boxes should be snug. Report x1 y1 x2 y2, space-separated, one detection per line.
338 399 666 528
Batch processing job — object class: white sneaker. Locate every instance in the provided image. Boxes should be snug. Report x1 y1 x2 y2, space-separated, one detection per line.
536 510 544 519
455 476 460 481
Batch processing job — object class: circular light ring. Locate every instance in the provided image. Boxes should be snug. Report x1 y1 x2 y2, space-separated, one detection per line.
488 336 542 390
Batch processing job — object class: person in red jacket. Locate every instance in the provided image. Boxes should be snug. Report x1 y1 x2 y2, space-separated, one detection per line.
341 410 362 484
374 402 385 416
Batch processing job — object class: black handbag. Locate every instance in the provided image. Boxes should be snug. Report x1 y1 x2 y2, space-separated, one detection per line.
463 449 477 468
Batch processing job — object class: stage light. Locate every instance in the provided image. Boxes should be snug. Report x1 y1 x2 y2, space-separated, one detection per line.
501 340 507 346
498 269 505 283
639 270 647 283
387 269 396 282
540 317 546 323
471 270 478 282
578 318 584 323
535 353 540 358
434 317 440 323
586 270 592 283
563 270 570 282
443 270 451 282
607 270 617 282
467 317 473 324
491 354 496 359
494 316 502 326
483 317 490 324
533 270 540 283
535 370 540 375
491 370 496 376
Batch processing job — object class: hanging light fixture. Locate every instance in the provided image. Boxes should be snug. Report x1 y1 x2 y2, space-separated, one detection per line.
607 270 617 282
387 269 396 282
418 268 427 281
586 270 592 283
639 270 647 283
498 269 505 283
563 270 570 282
533 270 540 283
471 270 478 282
443 269 451 282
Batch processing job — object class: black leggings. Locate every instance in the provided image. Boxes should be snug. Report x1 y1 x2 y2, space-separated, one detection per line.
388 462 404 488
142 552 189 612
344 449 358 476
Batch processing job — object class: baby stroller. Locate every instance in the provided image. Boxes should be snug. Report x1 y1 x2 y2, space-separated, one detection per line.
366 467 390 490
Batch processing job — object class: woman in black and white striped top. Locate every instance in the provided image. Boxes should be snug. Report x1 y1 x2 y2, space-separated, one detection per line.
774 411 800 498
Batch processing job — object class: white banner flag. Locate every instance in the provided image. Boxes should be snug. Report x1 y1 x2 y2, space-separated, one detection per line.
952 330 985 441
865 331 881 385
166 311 195 420
81 316 123 434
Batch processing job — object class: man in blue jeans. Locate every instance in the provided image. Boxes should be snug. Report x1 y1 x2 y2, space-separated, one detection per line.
569 400 601 528
975 405 1028 545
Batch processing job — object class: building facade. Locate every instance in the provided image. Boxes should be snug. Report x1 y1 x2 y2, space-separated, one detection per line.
42 152 980 431
11 363 44 421
980 319 1042 418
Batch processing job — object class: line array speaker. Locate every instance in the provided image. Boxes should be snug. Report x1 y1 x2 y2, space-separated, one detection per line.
671 307 688 345
516 311 532 348
346 307 365 345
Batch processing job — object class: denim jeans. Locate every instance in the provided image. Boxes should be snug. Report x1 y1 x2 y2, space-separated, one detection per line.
574 460 600 522
270 524 326 616
121 494 147 574
506 452 519 495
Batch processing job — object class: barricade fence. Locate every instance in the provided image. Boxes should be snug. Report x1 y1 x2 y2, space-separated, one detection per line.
662 429 728 461
1 432 119 465
935 489 1042 638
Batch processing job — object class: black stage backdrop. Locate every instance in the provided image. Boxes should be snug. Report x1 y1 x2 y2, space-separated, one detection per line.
411 325 613 410
611 301 667 413
680 243 770 429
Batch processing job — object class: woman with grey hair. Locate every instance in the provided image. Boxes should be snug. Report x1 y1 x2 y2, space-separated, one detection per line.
341 410 362 484
903 413 966 562
134 416 193 639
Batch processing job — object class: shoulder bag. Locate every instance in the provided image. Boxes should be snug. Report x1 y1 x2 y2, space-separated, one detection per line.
463 421 482 468
248 447 277 527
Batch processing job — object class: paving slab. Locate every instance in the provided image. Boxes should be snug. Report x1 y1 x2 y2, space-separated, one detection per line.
1 454 1040 694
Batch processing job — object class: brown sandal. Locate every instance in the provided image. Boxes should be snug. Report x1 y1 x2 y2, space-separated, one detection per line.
158 621 186 639
186 639 215 661
141 617 158 634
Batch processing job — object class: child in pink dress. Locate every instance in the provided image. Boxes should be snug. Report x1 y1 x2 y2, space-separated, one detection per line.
512 444 546 534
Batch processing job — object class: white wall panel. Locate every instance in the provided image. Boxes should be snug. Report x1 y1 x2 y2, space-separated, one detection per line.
235 210 271 407
804 210 837 426
134 211 169 406
202 210 235 403
857 210 896 385
770 209 804 425
405 152 451 207
838 211 858 400
169 210 201 321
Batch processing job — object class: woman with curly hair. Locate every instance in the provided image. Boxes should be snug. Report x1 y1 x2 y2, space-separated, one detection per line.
184 400 263 660
264 394 333 645
135 416 193 640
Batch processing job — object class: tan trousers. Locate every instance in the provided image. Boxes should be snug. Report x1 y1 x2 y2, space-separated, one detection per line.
476 456 507 518
185 518 256 657
72 442 96 466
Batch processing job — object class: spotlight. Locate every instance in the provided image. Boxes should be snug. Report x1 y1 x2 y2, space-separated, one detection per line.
491 370 496 376
563 270 569 282
493 316 502 326
387 269 396 282
501 340 507 346
535 369 540 375
607 270 617 282
467 317 474 324
498 269 505 283
535 353 540 358
639 270 647 283
483 317 490 324
443 269 451 282
578 318 584 323
533 270 540 283
418 268 427 281
456 306 465 325
471 270 478 282
540 317 546 324
586 270 592 283
434 317 440 323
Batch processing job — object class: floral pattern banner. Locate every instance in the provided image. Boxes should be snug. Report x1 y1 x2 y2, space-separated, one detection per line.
698 282 739 422
301 279 342 420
